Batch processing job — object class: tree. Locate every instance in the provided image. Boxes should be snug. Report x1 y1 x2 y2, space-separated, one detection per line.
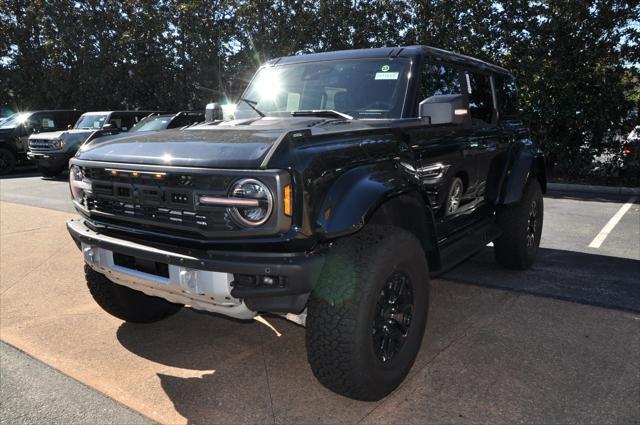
1 0 637 183
493 0 639 178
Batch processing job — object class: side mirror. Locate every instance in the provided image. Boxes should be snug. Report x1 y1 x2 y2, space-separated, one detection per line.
102 123 114 130
67 124 72 130
419 94 469 125
205 102 223 122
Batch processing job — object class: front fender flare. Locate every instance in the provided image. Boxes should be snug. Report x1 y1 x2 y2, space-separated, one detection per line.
314 163 418 239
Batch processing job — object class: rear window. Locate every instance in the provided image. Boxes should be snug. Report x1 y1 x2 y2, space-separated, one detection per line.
495 75 519 118
466 72 495 124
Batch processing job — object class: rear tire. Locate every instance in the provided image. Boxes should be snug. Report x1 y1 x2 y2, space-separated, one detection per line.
494 179 544 270
0 147 17 175
85 265 182 323
306 226 430 401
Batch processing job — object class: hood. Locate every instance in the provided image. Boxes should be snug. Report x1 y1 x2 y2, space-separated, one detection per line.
75 117 334 169
29 128 93 141
0 128 17 140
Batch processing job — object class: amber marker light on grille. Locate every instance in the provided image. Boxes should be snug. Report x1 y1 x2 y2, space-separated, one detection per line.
110 170 117 175
283 184 292 216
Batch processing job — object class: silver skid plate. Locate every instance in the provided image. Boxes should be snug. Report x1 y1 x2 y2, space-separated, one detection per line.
82 243 256 320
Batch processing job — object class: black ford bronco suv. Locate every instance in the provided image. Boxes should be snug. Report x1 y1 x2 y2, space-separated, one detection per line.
67 46 545 401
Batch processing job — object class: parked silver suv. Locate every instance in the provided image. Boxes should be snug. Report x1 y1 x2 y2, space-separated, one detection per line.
28 110 158 177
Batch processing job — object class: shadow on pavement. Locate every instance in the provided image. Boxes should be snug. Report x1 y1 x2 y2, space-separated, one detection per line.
116 311 284 424
114 246 639 423
0 166 68 181
443 246 640 313
545 190 637 204
0 169 40 179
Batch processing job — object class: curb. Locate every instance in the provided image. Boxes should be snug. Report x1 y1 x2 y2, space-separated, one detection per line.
547 182 640 196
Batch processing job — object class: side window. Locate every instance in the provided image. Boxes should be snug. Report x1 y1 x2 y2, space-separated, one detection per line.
107 115 123 130
54 112 72 129
419 63 463 102
465 72 495 124
109 114 136 131
495 75 519 118
66 112 82 127
171 115 202 128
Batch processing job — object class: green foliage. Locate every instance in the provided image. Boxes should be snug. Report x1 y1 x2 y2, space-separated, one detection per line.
1 0 638 182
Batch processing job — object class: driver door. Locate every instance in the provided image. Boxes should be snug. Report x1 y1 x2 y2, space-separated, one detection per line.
405 62 481 240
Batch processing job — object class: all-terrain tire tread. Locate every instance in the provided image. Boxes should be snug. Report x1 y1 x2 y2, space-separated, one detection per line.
306 225 427 400
494 179 543 270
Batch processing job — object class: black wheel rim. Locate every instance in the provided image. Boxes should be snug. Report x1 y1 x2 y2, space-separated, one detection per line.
373 270 414 363
448 181 463 214
526 199 538 248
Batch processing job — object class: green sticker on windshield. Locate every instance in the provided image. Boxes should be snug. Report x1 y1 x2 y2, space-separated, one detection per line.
381 64 390 72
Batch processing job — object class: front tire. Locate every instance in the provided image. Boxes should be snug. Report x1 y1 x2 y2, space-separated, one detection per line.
494 179 544 270
0 147 17 175
306 226 430 401
85 265 182 323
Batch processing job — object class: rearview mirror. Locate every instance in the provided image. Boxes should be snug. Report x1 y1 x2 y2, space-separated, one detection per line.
419 94 469 125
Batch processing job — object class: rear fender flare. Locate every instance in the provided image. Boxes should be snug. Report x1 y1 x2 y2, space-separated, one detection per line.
500 147 546 205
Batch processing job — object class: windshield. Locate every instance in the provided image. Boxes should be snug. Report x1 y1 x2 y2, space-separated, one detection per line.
74 114 108 129
130 115 171 132
236 58 411 119
0 112 32 129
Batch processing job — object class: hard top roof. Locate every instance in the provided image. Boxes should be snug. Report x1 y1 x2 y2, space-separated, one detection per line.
80 110 162 115
267 45 511 76
13 109 80 114
141 111 204 118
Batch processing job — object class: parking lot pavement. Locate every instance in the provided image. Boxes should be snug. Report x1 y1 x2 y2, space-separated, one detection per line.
445 190 640 312
0 168 73 213
0 177 639 424
0 342 151 425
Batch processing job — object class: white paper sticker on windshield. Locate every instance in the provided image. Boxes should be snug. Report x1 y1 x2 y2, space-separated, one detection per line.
375 72 399 80
286 93 301 111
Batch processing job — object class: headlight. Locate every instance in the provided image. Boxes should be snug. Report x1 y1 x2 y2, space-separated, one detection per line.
51 139 65 149
69 165 90 203
228 178 273 226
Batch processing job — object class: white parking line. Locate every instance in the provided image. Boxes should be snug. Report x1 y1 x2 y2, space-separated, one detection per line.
588 196 637 248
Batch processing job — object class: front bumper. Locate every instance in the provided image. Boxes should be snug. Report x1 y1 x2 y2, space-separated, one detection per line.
27 151 72 168
67 219 324 318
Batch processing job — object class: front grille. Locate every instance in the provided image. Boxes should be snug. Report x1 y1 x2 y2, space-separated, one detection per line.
86 198 233 231
82 167 238 234
29 139 53 151
84 167 232 191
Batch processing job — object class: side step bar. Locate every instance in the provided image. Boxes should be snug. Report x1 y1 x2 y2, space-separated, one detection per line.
433 218 501 277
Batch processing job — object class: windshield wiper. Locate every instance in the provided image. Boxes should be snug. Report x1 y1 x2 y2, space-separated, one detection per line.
291 110 353 120
238 98 265 117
